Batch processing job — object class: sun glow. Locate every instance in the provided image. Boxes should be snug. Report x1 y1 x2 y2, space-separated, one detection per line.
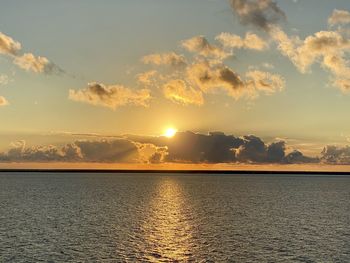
164 128 177 138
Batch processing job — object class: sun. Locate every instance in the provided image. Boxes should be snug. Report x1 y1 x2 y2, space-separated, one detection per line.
164 127 177 138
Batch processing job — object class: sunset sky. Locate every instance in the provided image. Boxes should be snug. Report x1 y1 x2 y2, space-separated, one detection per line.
1 0 350 167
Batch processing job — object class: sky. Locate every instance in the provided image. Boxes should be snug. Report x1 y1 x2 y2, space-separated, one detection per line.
1 0 350 168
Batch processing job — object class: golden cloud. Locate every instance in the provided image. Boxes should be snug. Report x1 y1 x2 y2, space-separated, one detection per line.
69 82 151 109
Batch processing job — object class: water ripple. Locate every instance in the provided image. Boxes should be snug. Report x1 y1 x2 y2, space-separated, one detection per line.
0 173 349 262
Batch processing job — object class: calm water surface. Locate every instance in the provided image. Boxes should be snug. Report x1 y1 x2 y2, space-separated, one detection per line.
0 173 349 262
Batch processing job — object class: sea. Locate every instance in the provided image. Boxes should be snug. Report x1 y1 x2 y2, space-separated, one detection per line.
0 172 349 262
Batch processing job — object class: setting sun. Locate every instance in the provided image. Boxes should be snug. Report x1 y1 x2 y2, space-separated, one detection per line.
164 128 177 138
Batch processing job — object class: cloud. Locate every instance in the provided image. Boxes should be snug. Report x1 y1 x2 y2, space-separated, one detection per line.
229 0 286 31
181 36 230 59
162 79 204 106
13 53 61 74
234 136 318 163
234 135 268 162
216 32 268 50
0 32 21 56
266 141 286 162
186 61 246 97
74 139 139 162
140 56 284 104
186 61 284 99
269 26 298 65
334 78 350 92
320 145 350 164
297 31 350 73
271 28 350 73
0 132 321 165
69 82 151 109
328 9 350 26
0 139 167 163
163 131 243 163
140 32 284 104
284 150 319 164
245 70 285 94
270 26 350 91
0 73 10 106
136 70 158 86
137 143 168 164
0 74 9 86
0 31 60 74
234 137 287 163
262 62 275 69
139 31 283 104
129 131 315 164
0 140 82 162
142 52 187 68
0 96 9 106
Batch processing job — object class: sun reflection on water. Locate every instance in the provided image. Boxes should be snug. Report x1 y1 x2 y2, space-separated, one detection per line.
140 177 195 262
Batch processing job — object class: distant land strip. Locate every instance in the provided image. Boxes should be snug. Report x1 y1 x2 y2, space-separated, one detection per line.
0 169 350 175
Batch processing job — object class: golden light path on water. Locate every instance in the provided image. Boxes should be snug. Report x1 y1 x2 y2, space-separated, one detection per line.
140 177 196 262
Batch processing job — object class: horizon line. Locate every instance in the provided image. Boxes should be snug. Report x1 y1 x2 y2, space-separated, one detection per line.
0 169 349 176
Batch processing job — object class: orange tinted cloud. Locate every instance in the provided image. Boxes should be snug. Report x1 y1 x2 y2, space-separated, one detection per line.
69 82 151 109
162 79 204 106
328 9 350 26
216 32 268 51
0 96 9 106
142 52 187 68
0 31 61 74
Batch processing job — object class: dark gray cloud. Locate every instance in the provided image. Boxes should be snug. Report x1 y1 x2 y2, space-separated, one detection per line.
235 135 266 162
320 145 350 164
0 139 165 163
0 132 321 165
0 141 82 162
74 139 139 162
266 141 285 163
128 132 316 164
284 150 319 164
229 0 286 31
164 131 243 163
234 136 288 163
